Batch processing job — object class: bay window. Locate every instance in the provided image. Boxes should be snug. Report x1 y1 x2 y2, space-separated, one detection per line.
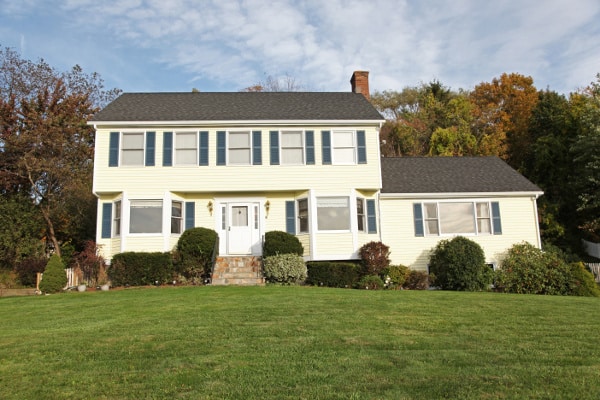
130 200 163 234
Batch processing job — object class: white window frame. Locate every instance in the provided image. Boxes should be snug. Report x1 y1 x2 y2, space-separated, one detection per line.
227 131 252 165
171 200 183 234
174 131 198 166
422 201 494 236
332 130 357 165
297 198 309 233
356 197 366 232
120 132 146 166
113 200 122 237
280 130 305 165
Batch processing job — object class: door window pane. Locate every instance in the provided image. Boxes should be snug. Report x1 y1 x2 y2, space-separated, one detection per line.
171 201 183 234
231 206 248 226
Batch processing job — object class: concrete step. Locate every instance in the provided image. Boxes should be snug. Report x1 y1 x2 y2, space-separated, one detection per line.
211 277 265 286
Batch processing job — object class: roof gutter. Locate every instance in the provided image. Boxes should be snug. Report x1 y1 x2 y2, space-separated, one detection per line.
379 191 544 199
87 119 386 128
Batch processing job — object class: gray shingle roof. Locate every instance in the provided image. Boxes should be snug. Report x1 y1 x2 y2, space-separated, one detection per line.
381 156 542 194
91 92 384 122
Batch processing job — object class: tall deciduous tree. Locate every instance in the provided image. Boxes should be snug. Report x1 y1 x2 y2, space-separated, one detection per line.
470 73 538 168
0 46 120 258
570 74 600 240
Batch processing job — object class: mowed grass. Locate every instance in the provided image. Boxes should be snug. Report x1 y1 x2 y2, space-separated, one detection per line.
1 286 599 399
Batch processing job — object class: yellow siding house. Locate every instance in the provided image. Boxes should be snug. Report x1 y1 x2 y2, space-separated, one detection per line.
90 71 543 282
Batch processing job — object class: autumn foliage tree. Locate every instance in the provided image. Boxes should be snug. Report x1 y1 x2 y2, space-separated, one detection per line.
0 47 120 260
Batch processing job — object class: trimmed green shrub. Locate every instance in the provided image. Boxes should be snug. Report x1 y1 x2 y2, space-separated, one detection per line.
262 253 307 285
263 231 304 257
428 236 493 291
496 243 599 296
39 254 67 294
383 264 410 289
357 274 385 290
14 257 46 287
306 261 361 288
403 270 430 290
175 227 219 280
109 252 174 287
359 241 390 276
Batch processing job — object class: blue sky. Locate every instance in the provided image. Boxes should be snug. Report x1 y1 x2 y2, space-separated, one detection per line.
1 0 599 95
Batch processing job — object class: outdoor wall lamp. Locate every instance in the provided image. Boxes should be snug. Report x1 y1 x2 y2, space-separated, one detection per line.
207 201 213 216
265 200 270 217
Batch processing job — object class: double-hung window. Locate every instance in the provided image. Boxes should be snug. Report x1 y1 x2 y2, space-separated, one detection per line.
130 200 163 234
417 201 499 236
357 198 366 232
298 199 309 233
317 197 350 231
114 201 122 236
228 131 252 165
281 131 304 165
121 132 145 166
171 201 183 234
322 130 366 165
175 132 197 165
332 130 356 164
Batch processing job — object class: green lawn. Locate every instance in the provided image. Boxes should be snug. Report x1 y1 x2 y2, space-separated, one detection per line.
0 286 599 399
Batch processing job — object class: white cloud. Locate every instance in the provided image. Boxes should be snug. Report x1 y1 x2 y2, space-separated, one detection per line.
2 0 599 93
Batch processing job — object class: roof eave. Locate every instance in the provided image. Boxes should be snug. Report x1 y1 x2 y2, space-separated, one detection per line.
380 191 544 199
87 119 386 128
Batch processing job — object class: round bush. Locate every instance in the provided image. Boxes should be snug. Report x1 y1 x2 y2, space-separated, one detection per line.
359 241 390 276
496 243 594 296
429 236 492 291
263 231 303 257
383 265 410 289
39 254 67 294
176 227 219 279
568 262 600 297
357 274 385 290
262 253 307 284
403 270 430 290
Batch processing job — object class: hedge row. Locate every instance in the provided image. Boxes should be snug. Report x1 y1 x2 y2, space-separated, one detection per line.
109 252 173 287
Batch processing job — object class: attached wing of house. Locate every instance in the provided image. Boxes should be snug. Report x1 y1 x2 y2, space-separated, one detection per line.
379 156 543 270
90 72 385 264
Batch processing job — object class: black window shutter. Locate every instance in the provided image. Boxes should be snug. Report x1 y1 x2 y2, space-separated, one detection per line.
305 130 315 165
357 130 366 164
199 131 209 166
145 131 155 166
285 201 296 234
366 199 377 233
109 132 119 167
252 131 262 165
163 132 173 166
322 131 331 164
101 203 112 239
491 202 502 235
185 202 195 231
217 131 226 165
270 131 280 165
413 203 424 237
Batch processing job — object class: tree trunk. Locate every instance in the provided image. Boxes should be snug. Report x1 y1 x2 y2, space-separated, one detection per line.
40 204 61 258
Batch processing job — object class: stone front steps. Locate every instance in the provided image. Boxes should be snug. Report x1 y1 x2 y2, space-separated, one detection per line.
211 256 265 286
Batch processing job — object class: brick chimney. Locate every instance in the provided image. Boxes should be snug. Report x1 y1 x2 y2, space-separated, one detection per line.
350 71 370 100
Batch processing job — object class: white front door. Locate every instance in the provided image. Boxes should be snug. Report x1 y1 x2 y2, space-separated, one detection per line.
226 202 259 255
